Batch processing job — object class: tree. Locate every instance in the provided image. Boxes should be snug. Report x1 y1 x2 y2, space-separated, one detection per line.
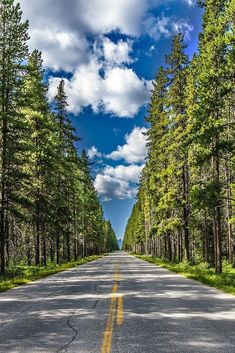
52 79 79 264
0 0 29 274
165 33 190 261
21 50 56 266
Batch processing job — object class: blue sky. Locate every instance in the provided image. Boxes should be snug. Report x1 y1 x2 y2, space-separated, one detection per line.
20 0 202 239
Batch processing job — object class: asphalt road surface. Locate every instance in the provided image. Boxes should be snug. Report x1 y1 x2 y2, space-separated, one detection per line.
0 252 235 353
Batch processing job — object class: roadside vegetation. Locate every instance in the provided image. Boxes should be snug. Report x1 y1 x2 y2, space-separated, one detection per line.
136 255 235 296
0 255 104 293
0 0 119 277
123 1 235 279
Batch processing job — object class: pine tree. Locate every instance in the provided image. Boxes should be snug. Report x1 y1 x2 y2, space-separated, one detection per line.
165 33 190 261
0 0 29 274
52 80 79 264
21 50 56 266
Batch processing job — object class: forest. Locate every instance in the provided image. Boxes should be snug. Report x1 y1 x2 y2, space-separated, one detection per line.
0 0 119 276
123 0 235 274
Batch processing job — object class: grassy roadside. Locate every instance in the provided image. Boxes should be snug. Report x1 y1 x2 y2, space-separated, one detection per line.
135 254 235 296
0 255 104 293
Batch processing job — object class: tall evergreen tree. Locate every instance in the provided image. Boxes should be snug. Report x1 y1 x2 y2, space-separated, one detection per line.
21 50 55 266
165 33 190 260
52 79 79 264
0 0 29 273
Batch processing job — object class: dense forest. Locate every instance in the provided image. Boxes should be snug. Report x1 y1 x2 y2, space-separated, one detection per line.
123 0 235 273
0 0 119 275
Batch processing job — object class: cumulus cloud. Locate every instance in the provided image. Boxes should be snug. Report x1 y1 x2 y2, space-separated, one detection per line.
19 0 148 72
48 63 150 117
102 68 150 117
20 0 148 35
28 29 89 73
94 175 135 201
106 127 148 163
92 127 147 200
87 146 102 159
19 0 195 117
94 164 144 200
103 165 143 182
102 38 134 65
20 0 195 72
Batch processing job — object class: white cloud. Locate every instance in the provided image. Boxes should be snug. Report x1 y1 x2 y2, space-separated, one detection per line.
19 0 194 117
48 63 150 117
20 0 194 72
94 174 136 201
87 146 102 159
94 164 144 200
103 165 144 182
106 127 148 163
20 0 148 36
91 127 147 200
28 29 89 72
102 38 133 65
19 0 148 73
102 68 150 117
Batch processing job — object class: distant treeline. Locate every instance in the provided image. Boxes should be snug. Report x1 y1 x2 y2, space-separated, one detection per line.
123 0 235 273
0 0 118 274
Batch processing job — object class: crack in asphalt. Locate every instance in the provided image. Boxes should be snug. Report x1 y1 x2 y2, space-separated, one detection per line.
57 315 79 353
92 281 101 309
92 299 98 309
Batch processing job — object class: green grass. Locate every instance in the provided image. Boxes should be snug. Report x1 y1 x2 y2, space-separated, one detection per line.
0 255 103 293
135 254 235 296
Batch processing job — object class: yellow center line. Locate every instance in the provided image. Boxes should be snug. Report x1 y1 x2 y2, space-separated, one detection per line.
102 283 117 353
101 265 123 353
114 265 120 281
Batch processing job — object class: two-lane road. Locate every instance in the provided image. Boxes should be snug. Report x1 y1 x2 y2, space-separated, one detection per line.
0 252 235 352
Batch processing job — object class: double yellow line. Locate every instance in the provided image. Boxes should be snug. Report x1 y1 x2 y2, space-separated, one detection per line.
102 265 123 353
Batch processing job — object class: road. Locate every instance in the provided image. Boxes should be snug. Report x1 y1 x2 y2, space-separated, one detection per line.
0 252 235 353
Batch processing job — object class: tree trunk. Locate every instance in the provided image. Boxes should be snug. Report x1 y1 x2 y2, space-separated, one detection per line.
56 234 60 265
212 153 222 274
167 235 172 262
182 163 190 261
42 236 46 266
0 211 5 275
225 161 234 263
35 223 40 266
67 234 70 262
203 211 209 263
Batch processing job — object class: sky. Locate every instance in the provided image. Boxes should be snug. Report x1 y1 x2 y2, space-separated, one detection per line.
19 0 202 240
